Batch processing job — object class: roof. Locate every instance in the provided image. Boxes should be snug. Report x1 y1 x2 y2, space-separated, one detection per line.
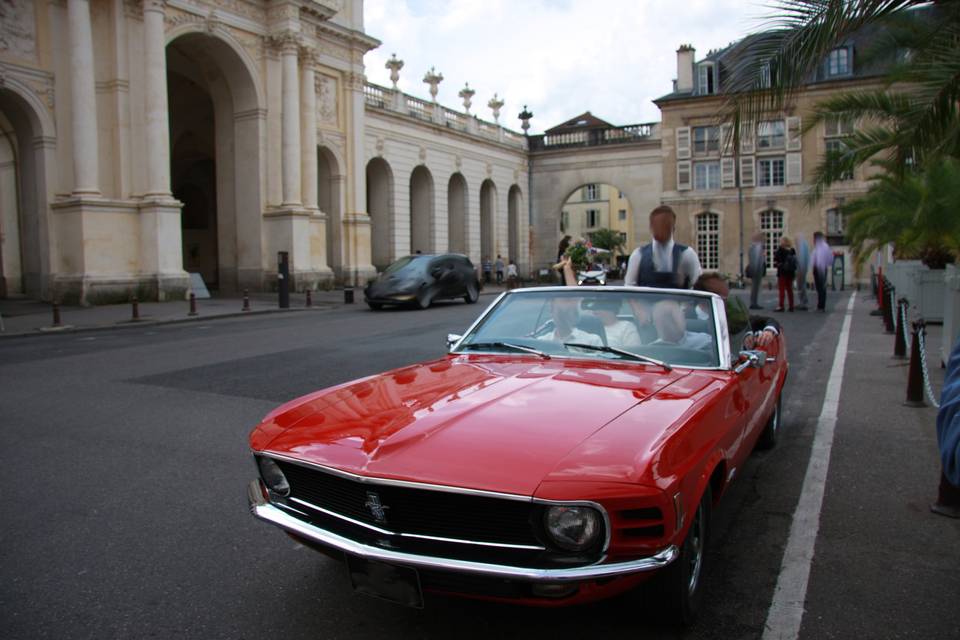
654 6 935 104
544 111 615 135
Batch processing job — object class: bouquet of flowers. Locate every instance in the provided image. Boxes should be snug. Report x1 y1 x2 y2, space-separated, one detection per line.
554 238 592 273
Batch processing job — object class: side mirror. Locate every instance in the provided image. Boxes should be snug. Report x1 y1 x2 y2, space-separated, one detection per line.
446 333 462 349
734 349 767 374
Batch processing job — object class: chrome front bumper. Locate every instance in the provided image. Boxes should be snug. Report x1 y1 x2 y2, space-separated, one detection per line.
248 480 677 583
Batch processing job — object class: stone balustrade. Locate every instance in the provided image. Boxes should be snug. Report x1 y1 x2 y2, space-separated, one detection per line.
528 122 659 151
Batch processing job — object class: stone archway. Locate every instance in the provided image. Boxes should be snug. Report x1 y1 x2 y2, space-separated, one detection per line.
480 179 497 262
0 84 53 300
447 172 468 254
409 165 433 254
508 184 522 264
366 157 393 270
166 31 263 294
318 146 343 275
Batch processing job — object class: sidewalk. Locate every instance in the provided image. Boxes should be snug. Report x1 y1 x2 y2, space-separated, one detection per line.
0 284 513 337
797 292 958 639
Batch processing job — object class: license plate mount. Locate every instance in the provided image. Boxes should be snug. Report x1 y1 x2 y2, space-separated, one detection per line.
345 554 424 609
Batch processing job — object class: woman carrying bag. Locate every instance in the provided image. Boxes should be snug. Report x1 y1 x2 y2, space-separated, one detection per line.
773 236 798 312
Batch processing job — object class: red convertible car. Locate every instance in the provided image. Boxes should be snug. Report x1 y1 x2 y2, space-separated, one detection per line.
248 286 787 624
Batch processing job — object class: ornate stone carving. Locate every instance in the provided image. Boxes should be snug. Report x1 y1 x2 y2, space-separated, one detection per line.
488 93 504 123
458 83 475 114
300 44 319 67
343 71 365 92
215 0 266 22
375 137 385 157
0 0 38 61
123 0 144 20
422 67 443 102
486 162 493 177
454 155 462 170
385 53 403 89
316 74 338 124
269 30 302 54
267 3 300 22
419 146 427 163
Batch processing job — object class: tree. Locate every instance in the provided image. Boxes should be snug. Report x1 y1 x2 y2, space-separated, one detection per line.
588 228 625 256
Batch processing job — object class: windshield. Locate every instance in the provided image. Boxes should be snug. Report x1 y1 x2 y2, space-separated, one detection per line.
456 289 720 368
383 255 429 275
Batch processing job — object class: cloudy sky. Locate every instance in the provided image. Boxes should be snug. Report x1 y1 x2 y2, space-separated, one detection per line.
363 0 773 134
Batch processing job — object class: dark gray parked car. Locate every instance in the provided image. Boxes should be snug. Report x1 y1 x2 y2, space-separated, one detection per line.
364 254 481 310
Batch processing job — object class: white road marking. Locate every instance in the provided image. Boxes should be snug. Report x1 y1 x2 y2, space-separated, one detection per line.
763 292 857 640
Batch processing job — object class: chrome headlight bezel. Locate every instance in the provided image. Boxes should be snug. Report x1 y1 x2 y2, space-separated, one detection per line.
256 455 290 497
543 504 604 552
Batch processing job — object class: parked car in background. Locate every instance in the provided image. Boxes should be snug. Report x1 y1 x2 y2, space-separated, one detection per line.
248 286 788 625
363 254 481 310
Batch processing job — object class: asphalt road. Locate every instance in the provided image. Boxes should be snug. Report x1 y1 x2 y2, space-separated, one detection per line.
1 289 955 639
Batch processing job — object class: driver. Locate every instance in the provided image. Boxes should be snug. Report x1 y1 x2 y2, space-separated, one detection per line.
533 297 603 347
651 300 713 350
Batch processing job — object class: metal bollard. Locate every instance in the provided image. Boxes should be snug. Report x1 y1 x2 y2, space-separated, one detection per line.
904 321 925 407
344 286 354 304
893 298 907 359
188 292 198 317
52 301 62 327
882 284 895 334
131 296 140 321
305 289 313 308
242 289 250 312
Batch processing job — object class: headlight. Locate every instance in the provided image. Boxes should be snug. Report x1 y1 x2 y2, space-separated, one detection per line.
543 505 603 551
256 456 290 497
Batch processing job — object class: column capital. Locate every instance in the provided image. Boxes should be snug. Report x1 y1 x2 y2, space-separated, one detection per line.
142 0 167 13
270 30 302 55
299 45 319 67
344 71 365 92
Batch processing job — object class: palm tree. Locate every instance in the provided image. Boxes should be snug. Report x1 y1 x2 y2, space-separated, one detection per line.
724 0 960 196
844 156 960 267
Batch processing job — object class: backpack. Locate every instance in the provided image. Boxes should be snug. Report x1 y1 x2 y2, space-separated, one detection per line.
783 252 798 274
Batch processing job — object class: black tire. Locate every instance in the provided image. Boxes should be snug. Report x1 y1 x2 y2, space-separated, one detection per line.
366 301 382 311
464 281 479 304
658 485 711 627
757 392 782 450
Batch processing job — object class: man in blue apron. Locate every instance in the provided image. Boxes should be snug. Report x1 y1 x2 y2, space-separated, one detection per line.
624 205 702 289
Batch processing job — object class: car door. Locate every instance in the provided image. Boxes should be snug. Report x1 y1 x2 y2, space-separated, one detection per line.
725 296 770 468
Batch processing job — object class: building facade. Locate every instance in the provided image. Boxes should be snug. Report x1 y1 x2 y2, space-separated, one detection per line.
560 183 634 256
655 41 884 282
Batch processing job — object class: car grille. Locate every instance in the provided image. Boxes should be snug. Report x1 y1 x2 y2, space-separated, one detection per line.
275 459 542 548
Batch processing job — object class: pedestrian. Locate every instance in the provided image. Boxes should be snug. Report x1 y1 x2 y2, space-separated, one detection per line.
746 232 767 310
933 336 960 518
506 259 518 289
811 231 832 312
624 205 702 289
495 254 505 285
773 236 798 312
557 235 572 263
795 236 810 311
481 256 492 285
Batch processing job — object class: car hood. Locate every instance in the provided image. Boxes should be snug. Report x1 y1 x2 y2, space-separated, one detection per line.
253 355 690 496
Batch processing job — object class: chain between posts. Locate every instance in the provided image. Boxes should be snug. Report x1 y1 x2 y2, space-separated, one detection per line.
916 322 941 409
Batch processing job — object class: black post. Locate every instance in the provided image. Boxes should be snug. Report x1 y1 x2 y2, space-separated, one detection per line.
52 301 62 327
893 298 907 359
344 286 354 304
904 320 925 407
882 284 895 334
305 289 313 308
188 292 198 317
242 289 250 312
278 251 290 309
131 295 140 321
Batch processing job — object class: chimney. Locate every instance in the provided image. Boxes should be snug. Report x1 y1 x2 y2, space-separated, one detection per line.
676 44 696 93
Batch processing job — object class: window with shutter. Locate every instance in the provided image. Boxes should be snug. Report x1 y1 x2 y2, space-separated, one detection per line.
721 157 736 188
677 160 692 191
786 152 802 184
740 123 754 154
739 156 755 187
786 116 802 151
720 123 733 156
676 127 691 160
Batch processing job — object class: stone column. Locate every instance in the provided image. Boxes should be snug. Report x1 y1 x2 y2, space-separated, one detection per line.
279 33 302 207
300 47 318 211
143 0 171 197
340 69 375 285
67 0 100 195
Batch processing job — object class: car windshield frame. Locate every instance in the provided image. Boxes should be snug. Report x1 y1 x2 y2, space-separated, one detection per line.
450 286 731 370
382 255 432 275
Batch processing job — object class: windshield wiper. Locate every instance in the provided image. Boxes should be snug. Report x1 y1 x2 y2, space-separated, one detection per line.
562 343 672 371
459 341 551 359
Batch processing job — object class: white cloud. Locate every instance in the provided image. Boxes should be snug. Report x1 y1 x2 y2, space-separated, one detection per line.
363 0 770 133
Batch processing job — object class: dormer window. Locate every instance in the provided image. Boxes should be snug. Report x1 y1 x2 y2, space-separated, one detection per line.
827 47 852 76
697 62 716 95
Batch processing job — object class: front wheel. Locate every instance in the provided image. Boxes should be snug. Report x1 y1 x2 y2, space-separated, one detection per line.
758 392 782 450
658 485 711 627
464 281 479 304
366 301 382 311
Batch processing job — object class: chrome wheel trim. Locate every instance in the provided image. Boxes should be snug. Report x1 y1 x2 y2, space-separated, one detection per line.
687 501 706 595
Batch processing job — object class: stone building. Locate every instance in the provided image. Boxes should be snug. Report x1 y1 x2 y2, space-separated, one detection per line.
0 0 530 304
655 37 890 282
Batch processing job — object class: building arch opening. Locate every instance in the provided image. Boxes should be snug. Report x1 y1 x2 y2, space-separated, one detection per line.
366 157 393 270
508 184 523 266
318 146 343 275
479 179 497 263
166 31 262 294
559 182 633 270
409 165 433 255
447 172 468 254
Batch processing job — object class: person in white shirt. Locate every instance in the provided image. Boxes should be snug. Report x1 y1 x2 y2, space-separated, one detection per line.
533 297 603 347
624 205 702 289
651 300 713 350
587 299 642 348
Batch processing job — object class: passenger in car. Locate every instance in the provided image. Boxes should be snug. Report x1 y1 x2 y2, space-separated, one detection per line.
650 300 713 350
585 298 642 348
692 273 780 350
532 297 604 347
